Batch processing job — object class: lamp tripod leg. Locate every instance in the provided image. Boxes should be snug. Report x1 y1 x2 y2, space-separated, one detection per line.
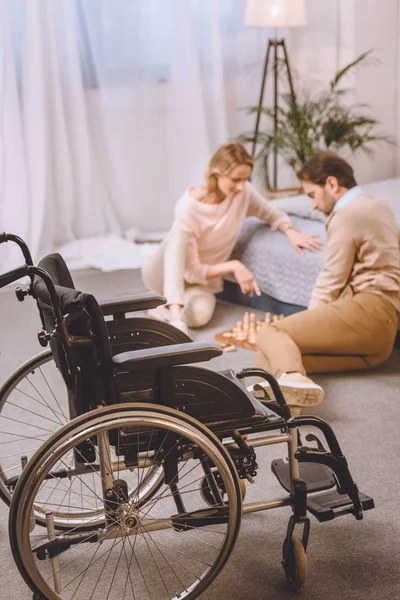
251 39 272 159
273 40 279 189
281 39 296 101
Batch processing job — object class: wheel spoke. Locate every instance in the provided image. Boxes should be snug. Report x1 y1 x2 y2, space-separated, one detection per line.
38 365 69 422
0 413 54 434
11 407 241 600
5 400 65 427
12 387 66 423
70 541 103 599
0 431 48 444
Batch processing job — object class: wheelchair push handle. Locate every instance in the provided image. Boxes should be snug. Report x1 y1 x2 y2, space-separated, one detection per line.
0 264 63 325
0 265 30 289
0 232 34 266
236 367 294 420
237 367 288 405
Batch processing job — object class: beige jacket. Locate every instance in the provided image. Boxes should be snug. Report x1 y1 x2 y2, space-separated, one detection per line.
309 193 400 311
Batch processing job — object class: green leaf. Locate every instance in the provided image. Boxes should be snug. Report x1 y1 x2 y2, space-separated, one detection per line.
329 50 377 91
237 49 390 185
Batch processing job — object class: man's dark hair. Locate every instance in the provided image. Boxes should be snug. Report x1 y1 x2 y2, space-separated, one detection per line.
296 151 357 189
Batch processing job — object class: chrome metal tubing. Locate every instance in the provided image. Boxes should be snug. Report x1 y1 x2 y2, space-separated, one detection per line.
97 429 114 497
288 427 300 481
225 432 290 451
45 512 62 593
242 498 291 514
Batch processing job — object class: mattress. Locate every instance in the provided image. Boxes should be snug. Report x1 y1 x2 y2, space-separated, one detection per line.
226 178 400 308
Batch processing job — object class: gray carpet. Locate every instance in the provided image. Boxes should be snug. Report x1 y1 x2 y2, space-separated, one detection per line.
0 268 400 599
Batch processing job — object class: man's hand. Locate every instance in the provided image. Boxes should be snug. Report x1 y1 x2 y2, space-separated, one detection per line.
285 229 322 255
233 261 261 297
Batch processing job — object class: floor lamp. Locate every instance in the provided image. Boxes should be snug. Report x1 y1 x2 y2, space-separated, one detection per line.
245 0 307 189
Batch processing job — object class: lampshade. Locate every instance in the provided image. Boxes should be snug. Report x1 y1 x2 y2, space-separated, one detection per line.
245 0 308 28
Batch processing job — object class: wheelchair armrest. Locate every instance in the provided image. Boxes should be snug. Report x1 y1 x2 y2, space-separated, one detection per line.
99 292 166 317
112 341 222 372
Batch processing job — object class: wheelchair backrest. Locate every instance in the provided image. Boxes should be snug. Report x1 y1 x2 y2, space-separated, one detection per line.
34 254 117 416
37 252 76 289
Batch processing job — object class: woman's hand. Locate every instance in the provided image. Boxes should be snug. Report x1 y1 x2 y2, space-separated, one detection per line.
285 228 322 255
233 261 261 297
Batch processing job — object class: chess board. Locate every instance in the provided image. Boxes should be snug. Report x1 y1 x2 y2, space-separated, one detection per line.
215 311 284 352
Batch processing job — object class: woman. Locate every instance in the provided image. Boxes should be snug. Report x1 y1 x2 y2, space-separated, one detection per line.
142 143 321 333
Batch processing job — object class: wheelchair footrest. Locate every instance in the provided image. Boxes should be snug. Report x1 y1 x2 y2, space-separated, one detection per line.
271 458 336 493
306 490 374 522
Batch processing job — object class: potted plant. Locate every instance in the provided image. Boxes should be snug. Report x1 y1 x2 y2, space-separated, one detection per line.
239 51 393 192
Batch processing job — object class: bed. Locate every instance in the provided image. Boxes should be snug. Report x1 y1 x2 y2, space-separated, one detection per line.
219 178 400 319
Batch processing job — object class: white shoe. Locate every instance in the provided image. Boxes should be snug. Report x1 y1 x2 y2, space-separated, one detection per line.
247 372 324 412
277 372 324 407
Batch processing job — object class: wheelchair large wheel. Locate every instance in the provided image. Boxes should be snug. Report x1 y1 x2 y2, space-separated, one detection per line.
0 352 164 525
0 350 57 505
10 403 242 600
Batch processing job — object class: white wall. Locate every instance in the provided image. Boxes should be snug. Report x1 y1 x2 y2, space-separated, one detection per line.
279 0 343 186
397 0 400 175
352 0 399 182
275 0 400 185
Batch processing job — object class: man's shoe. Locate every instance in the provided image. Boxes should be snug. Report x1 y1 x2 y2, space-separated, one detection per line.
249 383 273 402
287 405 303 416
247 373 323 414
277 372 324 408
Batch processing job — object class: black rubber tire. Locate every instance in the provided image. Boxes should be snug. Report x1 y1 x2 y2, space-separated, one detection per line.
283 535 307 590
10 402 243 600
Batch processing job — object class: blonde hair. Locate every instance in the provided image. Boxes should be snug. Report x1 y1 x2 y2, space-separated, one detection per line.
205 143 253 194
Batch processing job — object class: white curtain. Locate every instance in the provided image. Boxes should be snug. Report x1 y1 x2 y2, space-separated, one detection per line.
1 0 268 273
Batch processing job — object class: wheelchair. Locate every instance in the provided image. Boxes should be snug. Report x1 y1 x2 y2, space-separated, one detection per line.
0 233 374 600
0 236 191 509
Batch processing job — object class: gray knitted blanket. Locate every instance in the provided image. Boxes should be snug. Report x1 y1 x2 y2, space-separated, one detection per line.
228 178 400 307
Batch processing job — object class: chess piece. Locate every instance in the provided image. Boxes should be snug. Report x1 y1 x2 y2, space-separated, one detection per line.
256 320 262 333
248 317 256 345
236 320 246 340
243 312 249 335
223 344 236 353
264 312 271 324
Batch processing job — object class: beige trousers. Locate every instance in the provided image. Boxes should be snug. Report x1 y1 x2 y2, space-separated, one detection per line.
141 227 216 328
255 292 398 377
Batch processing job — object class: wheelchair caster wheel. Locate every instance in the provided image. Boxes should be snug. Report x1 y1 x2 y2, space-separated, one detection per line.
200 470 246 505
282 535 307 590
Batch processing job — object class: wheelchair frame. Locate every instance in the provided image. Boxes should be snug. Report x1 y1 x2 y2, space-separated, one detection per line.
0 233 374 600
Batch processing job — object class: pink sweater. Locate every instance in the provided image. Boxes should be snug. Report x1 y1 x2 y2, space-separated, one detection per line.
173 182 292 292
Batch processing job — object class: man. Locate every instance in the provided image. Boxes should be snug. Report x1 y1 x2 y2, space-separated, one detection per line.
255 151 400 414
